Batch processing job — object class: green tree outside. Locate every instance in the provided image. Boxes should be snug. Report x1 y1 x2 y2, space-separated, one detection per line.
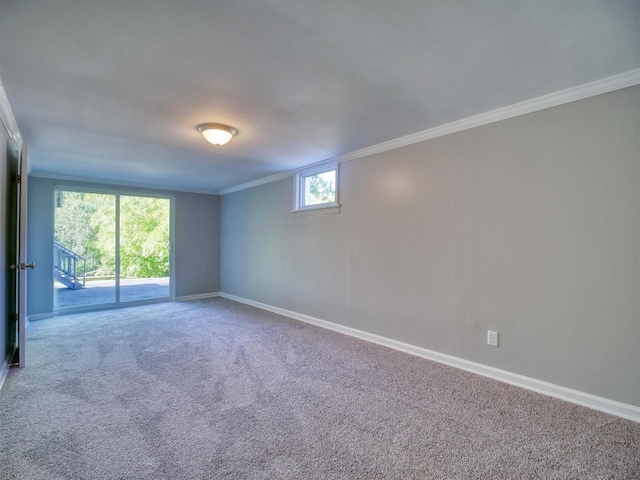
120 196 170 278
307 171 336 205
55 191 170 279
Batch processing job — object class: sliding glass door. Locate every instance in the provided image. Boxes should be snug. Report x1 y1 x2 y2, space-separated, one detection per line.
119 195 171 303
54 189 172 311
54 191 116 309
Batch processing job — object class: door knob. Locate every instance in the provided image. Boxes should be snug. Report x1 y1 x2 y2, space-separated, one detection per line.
9 262 36 270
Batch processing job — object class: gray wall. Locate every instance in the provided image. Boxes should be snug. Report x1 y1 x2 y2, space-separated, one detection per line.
27 178 220 316
27 177 54 316
174 192 220 298
221 86 640 406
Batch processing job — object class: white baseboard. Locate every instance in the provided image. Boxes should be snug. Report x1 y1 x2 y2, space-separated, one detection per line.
0 347 16 393
219 292 640 423
27 313 54 322
27 312 55 330
0 359 9 392
175 292 220 302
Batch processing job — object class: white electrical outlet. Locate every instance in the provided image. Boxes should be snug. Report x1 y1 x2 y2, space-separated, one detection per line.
487 330 499 347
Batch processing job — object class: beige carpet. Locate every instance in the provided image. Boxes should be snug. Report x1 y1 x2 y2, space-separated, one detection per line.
0 298 638 479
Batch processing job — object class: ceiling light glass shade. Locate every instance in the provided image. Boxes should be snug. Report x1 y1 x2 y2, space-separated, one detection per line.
197 123 237 145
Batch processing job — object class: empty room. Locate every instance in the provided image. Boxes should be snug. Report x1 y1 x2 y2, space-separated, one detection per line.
0 1 639 478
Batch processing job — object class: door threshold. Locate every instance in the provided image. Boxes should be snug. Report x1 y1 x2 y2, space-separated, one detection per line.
53 296 174 316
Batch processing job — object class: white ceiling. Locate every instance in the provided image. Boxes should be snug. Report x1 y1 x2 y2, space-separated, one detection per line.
0 1 638 193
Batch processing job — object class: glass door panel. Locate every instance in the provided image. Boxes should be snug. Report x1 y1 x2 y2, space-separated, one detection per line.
54 191 116 309
119 195 171 302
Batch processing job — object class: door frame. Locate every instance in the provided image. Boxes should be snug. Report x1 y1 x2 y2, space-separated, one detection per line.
1 75 23 374
16 143 29 366
52 185 175 314
3 139 19 373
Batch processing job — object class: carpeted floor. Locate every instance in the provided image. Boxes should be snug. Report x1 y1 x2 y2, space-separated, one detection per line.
0 298 638 479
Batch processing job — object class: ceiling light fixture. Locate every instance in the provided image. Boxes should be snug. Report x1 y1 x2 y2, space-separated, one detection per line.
197 123 237 146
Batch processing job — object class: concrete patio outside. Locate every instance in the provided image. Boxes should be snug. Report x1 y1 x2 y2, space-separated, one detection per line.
54 277 170 309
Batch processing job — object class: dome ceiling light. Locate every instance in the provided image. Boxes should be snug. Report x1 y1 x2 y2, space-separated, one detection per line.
197 123 237 146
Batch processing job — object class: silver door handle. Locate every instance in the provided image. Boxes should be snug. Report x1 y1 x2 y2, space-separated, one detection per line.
9 262 36 270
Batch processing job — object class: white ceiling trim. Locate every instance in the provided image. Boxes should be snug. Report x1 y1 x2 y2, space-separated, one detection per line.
218 171 295 195
0 76 23 153
29 171 221 196
220 68 640 196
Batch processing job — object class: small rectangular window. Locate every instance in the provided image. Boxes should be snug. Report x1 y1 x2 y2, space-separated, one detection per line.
294 163 339 212
303 169 336 206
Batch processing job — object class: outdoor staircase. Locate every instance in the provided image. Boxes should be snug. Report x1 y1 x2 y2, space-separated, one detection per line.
54 242 86 289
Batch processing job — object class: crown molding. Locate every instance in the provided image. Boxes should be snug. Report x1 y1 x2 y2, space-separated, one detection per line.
29 170 221 196
0 76 23 152
220 171 293 195
220 68 640 195
219 158 341 195
333 68 640 164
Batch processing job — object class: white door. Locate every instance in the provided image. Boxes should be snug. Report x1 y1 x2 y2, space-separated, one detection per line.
11 143 33 367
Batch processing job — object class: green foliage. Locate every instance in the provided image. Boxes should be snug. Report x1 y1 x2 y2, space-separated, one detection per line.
55 192 170 278
89 194 117 276
119 196 170 278
308 172 335 205
54 192 98 258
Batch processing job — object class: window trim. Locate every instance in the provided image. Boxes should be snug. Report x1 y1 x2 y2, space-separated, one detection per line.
292 162 340 212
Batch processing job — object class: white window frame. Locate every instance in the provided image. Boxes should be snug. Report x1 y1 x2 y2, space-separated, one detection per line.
293 162 340 213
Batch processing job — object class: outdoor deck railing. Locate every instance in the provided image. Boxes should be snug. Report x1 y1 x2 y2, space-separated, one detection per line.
54 242 86 289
